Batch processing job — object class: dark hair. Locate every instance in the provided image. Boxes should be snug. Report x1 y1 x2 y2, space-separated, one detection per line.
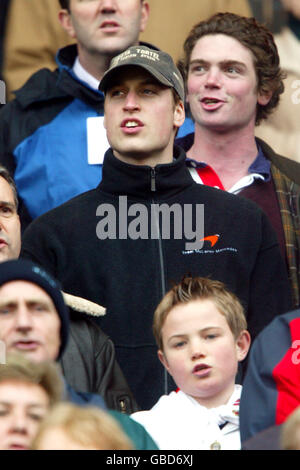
178 12 285 125
58 0 69 10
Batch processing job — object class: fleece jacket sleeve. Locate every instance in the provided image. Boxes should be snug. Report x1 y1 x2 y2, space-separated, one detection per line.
246 210 293 341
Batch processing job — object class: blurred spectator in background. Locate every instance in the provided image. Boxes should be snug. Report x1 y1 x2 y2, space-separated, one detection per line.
2 0 252 101
0 353 63 451
32 402 134 450
281 406 300 450
0 166 21 261
140 0 252 62
0 0 10 83
0 0 10 106
2 0 74 100
0 0 150 230
255 0 300 162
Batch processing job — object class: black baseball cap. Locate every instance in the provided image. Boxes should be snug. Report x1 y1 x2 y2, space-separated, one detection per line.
99 46 185 101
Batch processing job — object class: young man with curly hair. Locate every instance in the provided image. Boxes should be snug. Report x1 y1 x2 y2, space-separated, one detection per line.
176 12 300 307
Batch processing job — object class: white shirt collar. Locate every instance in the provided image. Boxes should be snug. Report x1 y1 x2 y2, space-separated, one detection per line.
229 173 265 194
72 57 100 91
188 167 265 194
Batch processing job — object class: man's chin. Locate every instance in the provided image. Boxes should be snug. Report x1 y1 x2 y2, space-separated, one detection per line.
11 348 46 363
90 37 139 58
114 148 149 162
0 250 11 263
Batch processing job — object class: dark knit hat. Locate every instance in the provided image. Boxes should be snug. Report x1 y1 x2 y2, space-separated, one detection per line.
0 259 69 359
99 45 185 101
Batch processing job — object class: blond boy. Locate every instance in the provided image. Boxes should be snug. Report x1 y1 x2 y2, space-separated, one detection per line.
131 276 250 450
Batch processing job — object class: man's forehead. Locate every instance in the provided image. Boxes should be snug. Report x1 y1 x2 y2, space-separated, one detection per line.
107 65 163 88
69 0 145 15
0 280 55 305
0 380 49 404
0 177 15 204
191 34 254 63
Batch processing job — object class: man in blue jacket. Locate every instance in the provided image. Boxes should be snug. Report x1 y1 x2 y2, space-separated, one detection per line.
0 0 150 227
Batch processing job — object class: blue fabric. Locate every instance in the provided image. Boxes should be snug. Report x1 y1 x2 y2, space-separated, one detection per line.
248 145 271 181
14 98 103 218
66 383 107 409
177 116 194 138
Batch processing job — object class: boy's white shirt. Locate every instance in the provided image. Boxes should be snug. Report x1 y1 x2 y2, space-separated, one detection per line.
131 384 242 450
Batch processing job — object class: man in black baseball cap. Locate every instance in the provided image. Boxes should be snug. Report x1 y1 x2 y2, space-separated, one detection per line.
21 43 292 412
98 44 185 169
99 45 185 102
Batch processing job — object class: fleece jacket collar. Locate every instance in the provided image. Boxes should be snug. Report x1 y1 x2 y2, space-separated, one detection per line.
98 145 194 200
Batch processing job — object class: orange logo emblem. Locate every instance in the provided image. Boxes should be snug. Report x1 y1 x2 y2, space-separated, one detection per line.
199 234 220 248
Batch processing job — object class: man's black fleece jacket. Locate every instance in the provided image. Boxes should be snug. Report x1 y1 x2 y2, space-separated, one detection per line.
21 146 293 410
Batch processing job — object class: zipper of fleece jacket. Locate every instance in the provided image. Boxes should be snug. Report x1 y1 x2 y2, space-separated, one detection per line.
151 168 168 396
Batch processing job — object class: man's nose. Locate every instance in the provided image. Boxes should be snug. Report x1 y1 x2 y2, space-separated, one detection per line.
205 67 221 88
99 0 117 13
190 340 205 360
15 306 33 331
10 412 28 435
0 216 6 232
123 91 140 112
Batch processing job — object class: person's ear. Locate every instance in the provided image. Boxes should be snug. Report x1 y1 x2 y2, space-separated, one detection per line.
58 9 76 39
157 349 171 374
236 330 251 362
173 100 185 129
257 90 272 106
140 2 150 33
